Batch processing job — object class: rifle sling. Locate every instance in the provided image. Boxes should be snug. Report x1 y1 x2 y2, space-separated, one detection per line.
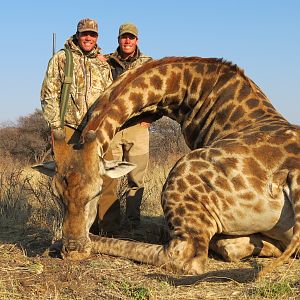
60 48 73 128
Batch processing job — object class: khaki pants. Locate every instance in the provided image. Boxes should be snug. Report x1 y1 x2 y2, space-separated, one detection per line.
110 124 149 226
64 126 119 235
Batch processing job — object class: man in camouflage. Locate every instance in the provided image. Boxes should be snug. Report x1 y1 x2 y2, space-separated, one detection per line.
40 19 119 235
41 18 112 137
104 23 152 230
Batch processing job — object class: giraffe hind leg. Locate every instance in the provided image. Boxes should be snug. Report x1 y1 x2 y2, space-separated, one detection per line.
210 233 283 262
258 169 300 279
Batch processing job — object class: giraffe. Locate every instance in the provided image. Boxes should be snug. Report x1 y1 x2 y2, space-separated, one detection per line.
52 57 300 277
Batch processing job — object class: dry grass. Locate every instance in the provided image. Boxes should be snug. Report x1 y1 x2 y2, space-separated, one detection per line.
1 126 300 299
0 239 300 299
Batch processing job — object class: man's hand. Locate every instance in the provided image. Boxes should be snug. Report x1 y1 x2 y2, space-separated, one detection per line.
51 128 65 147
140 122 151 128
97 54 107 62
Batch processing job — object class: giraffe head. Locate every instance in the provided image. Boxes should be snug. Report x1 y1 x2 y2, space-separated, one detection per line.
33 129 136 260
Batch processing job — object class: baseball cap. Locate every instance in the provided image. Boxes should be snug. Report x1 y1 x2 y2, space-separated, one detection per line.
118 23 138 37
77 18 98 34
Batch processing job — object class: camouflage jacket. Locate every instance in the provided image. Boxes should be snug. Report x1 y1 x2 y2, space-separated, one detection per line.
41 35 113 130
106 47 152 80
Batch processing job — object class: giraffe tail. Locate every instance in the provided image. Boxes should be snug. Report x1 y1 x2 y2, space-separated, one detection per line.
258 169 300 279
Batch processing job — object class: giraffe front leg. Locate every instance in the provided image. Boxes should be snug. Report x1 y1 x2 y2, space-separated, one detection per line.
161 198 217 274
160 153 221 274
163 235 210 274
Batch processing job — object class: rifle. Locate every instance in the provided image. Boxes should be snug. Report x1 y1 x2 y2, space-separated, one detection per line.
52 32 56 56
51 32 73 128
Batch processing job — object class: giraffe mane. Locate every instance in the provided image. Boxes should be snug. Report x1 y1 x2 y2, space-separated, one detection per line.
112 56 245 95
83 56 245 136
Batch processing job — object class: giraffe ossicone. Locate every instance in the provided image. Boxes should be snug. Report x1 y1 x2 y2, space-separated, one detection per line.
52 57 300 278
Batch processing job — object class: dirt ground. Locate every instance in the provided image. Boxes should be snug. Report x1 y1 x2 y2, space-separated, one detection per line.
1 223 300 300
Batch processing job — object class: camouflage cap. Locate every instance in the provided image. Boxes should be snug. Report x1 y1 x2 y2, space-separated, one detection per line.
77 18 98 34
118 23 138 37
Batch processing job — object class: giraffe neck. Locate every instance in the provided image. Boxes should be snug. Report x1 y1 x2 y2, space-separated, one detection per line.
83 57 286 153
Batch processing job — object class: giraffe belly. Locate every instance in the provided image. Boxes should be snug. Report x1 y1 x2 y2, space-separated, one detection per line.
222 216 279 236
220 192 293 236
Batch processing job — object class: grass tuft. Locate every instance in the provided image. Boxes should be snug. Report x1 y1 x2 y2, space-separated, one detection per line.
121 281 150 300
249 279 294 298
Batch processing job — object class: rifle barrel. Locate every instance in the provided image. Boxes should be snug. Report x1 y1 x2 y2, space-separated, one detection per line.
52 33 56 56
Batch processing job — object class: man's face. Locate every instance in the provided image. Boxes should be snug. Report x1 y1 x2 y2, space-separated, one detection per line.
118 33 138 57
77 31 98 52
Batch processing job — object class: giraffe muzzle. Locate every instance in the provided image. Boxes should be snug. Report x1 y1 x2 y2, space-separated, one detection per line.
61 237 92 260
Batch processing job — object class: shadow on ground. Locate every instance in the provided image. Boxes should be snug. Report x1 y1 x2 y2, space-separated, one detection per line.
0 221 53 257
148 266 258 286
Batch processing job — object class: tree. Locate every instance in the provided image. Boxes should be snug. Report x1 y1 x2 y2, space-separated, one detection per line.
0 109 51 164
149 117 189 164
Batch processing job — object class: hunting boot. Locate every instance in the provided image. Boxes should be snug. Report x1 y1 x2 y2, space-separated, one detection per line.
125 187 144 229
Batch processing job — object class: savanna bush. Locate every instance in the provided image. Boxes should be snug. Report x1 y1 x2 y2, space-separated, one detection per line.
0 109 51 165
0 113 188 234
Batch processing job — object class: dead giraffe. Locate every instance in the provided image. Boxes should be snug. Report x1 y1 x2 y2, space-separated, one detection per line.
52 57 300 277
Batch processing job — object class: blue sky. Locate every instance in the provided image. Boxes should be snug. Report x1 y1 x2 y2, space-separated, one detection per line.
0 0 299 125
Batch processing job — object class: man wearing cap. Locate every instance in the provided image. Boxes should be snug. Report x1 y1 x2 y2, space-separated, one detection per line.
104 23 153 231
41 19 119 236
41 18 112 135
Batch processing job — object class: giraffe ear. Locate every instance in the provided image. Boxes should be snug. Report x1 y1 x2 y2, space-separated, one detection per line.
102 159 136 178
32 161 56 177
83 130 134 177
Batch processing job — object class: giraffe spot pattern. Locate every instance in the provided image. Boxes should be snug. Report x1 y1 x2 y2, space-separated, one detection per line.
215 175 232 192
229 106 246 123
238 83 252 99
175 205 186 216
240 191 256 201
232 175 247 191
253 145 284 169
215 103 235 125
177 178 188 193
150 74 163 90
166 71 181 94
246 98 260 109
186 174 201 185
285 143 300 154
183 68 193 85
243 157 267 181
157 65 168 75
131 76 149 89
249 109 266 119
190 78 201 95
